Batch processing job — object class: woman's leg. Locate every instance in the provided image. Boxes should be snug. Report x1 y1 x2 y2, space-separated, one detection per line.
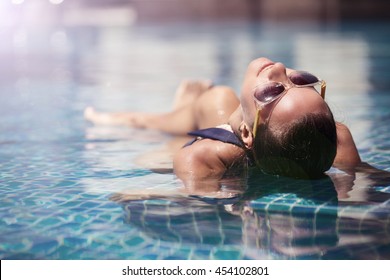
193 85 240 129
171 80 213 110
84 80 211 134
84 80 239 135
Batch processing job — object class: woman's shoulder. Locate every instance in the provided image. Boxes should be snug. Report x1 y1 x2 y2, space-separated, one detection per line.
173 123 246 179
173 139 228 180
333 122 361 168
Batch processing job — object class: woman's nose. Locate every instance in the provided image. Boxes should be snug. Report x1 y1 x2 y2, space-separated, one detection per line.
267 62 289 82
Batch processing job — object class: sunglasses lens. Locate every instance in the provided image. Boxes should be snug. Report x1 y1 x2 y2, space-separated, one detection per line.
289 71 319 86
254 83 285 103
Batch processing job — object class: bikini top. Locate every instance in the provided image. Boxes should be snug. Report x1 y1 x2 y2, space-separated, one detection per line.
183 126 256 168
184 126 245 148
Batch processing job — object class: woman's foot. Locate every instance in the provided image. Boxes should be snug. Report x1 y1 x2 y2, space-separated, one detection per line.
84 107 147 127
84 107 112 125
172 80 213 110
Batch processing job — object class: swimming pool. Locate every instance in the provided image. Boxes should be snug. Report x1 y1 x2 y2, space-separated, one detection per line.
1 20 390 260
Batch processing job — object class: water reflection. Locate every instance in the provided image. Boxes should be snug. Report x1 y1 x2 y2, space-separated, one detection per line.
112 169 390 259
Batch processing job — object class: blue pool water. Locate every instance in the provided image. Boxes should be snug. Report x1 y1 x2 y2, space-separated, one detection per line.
1 20 390 259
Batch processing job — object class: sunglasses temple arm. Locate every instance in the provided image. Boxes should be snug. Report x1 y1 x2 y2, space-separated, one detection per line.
252 108 261 138
321 80 326 99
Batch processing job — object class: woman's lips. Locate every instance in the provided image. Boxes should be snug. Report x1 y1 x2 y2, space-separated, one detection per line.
257 59 275 76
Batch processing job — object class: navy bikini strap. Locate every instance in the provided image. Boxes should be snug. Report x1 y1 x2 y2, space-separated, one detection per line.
184 127 244 148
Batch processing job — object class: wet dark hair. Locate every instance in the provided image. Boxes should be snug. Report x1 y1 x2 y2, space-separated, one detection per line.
252 109 337 179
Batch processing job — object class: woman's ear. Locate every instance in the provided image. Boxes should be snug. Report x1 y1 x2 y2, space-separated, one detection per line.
239 122 254 150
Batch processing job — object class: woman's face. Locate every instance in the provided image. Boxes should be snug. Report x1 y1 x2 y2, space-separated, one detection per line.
240 57 329 133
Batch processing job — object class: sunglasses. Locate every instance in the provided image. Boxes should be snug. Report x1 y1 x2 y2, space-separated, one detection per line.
252 71 326 137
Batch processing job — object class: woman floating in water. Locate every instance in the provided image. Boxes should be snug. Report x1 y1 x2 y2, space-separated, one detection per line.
86 57 390 260
85 57 363 185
